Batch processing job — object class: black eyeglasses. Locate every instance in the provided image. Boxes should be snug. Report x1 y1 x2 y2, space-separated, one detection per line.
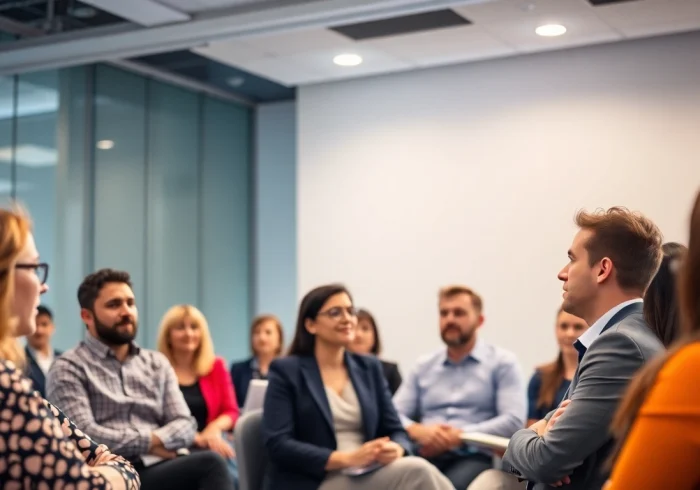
16 263 49 285
318 306 357 320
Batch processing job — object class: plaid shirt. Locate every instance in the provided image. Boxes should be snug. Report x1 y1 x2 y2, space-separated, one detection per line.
46 334 196 460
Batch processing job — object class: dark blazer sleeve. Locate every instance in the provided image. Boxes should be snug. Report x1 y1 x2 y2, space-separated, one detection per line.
229 359 251 407
381 361 403 395
372 358 412 455
527 370 543 420
262 359 333 480
503 331 647 483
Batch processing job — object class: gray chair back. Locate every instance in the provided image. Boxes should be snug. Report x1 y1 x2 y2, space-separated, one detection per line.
234 409 267 490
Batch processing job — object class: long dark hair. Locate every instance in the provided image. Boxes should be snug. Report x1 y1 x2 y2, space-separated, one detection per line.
609 192 700 468
644 242 686 347
357 308 382 355
536 308 566 410
287 284 352 357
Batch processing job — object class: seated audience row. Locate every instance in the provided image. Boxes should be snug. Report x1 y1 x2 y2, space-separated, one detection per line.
262 284 455 490
47 269 235 490
3 196 698 490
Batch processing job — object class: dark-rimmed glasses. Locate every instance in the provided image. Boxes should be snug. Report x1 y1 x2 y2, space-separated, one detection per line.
16 263 49 285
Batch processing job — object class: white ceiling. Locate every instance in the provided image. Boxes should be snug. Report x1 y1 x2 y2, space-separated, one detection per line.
194 0 700 86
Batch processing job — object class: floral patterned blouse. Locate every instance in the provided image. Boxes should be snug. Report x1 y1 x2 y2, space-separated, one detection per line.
0 359 141 489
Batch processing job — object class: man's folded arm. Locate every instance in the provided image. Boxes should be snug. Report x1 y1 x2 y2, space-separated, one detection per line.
502 332 645 483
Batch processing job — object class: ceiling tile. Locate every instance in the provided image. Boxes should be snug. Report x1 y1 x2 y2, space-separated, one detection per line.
482 8 622 52
239 45 414 85
192 39 270 65
364 24 516 67
454 0 591 24
242 28 356 57
159 0 274 14
595 0 700 37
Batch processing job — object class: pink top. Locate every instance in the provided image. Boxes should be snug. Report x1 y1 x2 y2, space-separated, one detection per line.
199 357 240 427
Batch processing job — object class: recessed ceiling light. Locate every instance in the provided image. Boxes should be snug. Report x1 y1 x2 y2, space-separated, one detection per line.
96 140 114 150
536 24 567 37
333 54 363 67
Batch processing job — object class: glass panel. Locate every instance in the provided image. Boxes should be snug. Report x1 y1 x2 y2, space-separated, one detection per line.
93 65 148 345
15 71 59 310
200 97 252 362
145 80 200 347
54 66 89 350
0 76 14 207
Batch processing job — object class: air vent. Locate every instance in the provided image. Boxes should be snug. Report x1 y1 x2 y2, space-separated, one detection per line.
330 9 471 41
588 0 638 6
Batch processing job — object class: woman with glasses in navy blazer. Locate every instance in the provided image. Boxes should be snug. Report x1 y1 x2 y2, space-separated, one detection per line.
262 284 452 490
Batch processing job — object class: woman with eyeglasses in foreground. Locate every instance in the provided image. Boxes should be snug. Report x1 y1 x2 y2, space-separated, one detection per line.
262 284 453 490
604 192 700 489
0 207 140 489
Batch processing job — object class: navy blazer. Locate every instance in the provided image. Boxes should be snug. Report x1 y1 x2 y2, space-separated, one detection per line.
230 357 256 407
262 352 412 490
24 346 61 398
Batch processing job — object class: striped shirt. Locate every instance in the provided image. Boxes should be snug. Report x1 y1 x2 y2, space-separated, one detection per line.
46 333 196 460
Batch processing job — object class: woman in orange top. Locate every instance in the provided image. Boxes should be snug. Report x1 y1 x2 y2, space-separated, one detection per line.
605 190 700 490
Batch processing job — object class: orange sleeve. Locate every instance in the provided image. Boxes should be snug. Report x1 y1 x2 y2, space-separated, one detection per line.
606 344 700 490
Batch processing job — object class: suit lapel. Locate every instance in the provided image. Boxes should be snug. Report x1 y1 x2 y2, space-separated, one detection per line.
567 302 644 398
300 357 335 436
600 301 643 335
346 353 376 441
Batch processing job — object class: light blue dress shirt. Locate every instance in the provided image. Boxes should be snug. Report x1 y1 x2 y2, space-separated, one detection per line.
392 338 526 438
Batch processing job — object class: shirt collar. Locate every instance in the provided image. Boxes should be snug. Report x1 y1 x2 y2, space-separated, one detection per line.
83 333 140 359
577 298 643 348
26 345 53 362
442 337 485 365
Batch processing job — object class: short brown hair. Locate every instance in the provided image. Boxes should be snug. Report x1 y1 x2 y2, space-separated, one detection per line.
575 207 663 293
250 314 284 356
438 285 483 313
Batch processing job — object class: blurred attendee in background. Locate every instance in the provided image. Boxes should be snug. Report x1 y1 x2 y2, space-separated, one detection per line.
526 308 588 426
262 284 454 490
158 304 239 486
25 304 61 397
393 285 526 489
643 242 686 347
605 195 700 489
349 308 402 395
230 314 283 407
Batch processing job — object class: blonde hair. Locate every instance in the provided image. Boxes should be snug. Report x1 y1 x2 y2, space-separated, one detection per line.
0 206 32 366
157 304 215 377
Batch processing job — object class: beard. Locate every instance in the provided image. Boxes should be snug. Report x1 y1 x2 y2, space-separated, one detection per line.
441 323 475 347
93 311 138 346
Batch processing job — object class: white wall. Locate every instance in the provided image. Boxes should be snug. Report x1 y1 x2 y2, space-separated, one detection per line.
297 31 700 376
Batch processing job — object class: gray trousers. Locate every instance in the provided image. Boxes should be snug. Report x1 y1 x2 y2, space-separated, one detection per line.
319 456 454 490
467 469 527 490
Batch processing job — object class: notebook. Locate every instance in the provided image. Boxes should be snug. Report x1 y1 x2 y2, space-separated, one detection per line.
243 379 269 413
460 432 510 451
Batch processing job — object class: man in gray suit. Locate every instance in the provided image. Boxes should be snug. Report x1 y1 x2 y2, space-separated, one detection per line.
489 207 664 490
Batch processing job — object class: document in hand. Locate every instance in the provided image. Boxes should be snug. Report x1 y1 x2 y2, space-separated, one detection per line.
460 432 510 451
